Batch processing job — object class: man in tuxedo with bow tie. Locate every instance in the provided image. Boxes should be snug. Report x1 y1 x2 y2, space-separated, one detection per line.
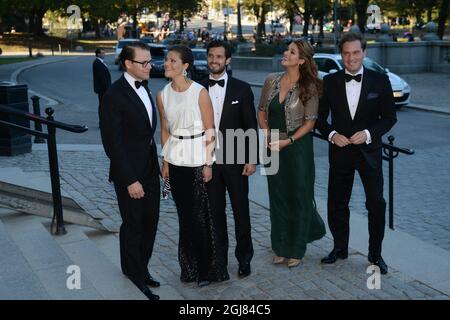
316 32 397 274
200 40 258 278
100 42 160 299
93 48 111 126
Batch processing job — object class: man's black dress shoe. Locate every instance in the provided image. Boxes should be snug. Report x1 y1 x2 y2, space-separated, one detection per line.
145 274 160 287
238 263 251 278
368 254 388 274
321 248 348 264
137 284 160 300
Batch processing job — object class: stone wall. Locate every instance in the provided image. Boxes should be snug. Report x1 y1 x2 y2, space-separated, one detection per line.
231 41 450 74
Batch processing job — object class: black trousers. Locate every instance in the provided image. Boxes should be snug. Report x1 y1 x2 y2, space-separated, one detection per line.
114 174 160 285
207 164 254 266
98 94 103 127
328 149 386 257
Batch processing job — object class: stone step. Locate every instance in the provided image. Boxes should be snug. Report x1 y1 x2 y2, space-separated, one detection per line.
0 212 102 299
0 213 50 299
50 224 146 300
86 229 185 300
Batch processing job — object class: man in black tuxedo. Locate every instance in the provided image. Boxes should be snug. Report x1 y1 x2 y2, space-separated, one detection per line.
316 32 397 274
100 42 160 300
92 48 111 125
200 40 258 279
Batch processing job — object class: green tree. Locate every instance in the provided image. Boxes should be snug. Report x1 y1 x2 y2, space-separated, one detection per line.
1 0 65 35
244 0 270 40
158 0 203 32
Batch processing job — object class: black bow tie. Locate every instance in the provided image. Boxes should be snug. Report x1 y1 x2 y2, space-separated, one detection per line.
208 79 225 87
345 74 362 83
135 80 148 89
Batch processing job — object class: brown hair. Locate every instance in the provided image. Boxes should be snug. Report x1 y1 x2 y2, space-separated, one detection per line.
119 42 150 71
339 32 367 52
292 39 322 103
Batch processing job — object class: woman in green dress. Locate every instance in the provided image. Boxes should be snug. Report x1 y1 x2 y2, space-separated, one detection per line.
257 40 326 268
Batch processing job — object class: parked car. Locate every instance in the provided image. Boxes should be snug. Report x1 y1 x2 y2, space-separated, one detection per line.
191 48 209 81
313 53 410 107
114 38 141 66
148 44 166 77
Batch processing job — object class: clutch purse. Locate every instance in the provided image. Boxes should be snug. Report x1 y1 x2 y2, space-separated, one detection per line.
162 177 171 200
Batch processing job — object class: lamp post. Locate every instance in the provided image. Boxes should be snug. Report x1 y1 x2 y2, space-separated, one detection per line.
24 17 32 58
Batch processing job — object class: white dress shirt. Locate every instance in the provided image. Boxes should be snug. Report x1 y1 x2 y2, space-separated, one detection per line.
208 71 228 131
124 72 153 125
328 66 371 145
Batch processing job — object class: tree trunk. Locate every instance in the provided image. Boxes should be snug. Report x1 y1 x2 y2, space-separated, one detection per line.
355 0 369 34
437 0 449 39
319 15 324 38
256 6 266 39
93 19 101 38
32 8 46 36
178 15 184 32
237 1 243 40
289 14 294 35
302 10 311 37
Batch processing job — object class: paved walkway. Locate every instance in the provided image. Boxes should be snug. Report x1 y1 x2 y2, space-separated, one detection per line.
1 148 449 300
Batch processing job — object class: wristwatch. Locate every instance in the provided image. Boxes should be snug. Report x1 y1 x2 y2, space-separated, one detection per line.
289 136 295 144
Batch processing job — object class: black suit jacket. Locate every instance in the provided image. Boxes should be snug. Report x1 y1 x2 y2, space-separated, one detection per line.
200 76 258 165
316 68 397 168
100 75 159 187
93 58 112 96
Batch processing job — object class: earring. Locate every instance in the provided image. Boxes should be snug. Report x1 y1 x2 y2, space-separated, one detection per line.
182 69 187 77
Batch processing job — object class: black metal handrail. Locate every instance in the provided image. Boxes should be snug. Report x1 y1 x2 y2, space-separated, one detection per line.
312 131 414 230
0 101 88 235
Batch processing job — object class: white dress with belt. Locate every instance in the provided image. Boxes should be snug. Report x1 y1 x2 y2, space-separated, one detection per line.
160 81 213 167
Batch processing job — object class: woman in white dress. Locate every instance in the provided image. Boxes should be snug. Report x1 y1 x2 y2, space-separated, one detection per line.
156 45 229 287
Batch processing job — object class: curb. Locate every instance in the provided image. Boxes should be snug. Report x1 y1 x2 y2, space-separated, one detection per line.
405 103 450 115
10 57 77 107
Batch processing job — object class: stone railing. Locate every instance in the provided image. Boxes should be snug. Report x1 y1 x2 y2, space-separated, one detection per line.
231 41 450 74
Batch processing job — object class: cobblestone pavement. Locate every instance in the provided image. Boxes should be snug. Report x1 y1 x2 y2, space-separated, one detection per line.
314 145 450 252
1 150 448 300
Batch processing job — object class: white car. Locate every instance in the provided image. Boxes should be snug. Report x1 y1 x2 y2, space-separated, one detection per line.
313 53 410 107
114 38 141 65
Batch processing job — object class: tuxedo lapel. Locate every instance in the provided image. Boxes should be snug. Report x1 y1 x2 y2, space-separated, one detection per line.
219 78 233 131
337 71 353 123
353 69 371 123
120 76 151 129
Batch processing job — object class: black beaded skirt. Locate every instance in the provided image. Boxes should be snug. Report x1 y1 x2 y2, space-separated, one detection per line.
169 164 230 283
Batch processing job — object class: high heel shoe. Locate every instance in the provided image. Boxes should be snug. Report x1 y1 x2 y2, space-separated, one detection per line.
287 258 301 268
273 256 285 264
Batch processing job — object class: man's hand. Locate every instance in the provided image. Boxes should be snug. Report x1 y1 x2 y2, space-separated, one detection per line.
349 131 367 145
242 164 256 176
128 181 145 199
269 139 290 151
331 133 351 147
